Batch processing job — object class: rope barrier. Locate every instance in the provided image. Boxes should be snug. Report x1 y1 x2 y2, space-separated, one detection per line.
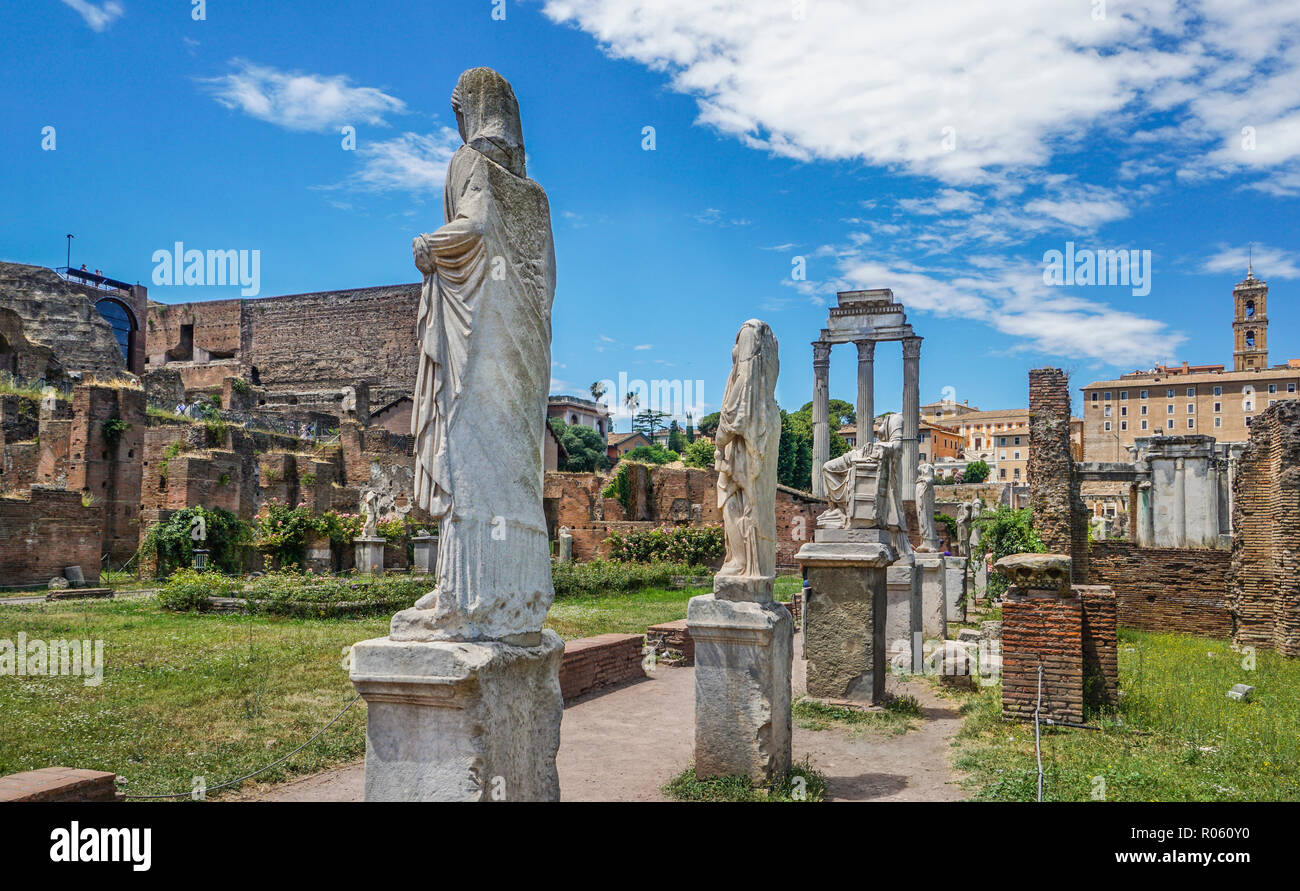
124 693 361 800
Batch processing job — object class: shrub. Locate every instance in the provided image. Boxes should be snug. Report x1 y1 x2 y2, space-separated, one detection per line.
935 512 958 543
975 504 1045 597
621 443 678 464
682 438 715 469
963 459 991 483
157 569 244 611
158 569 426 616
550 559 702 598
101 417 129 449
138 506 251 577
601 462 634 509
605 525 724 566
253 499 317 568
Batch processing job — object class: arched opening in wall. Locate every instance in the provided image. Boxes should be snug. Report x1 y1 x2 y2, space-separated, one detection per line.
1246 330 1256 348
95 297 137 365
0 333 16 375
250 366 261 385
1246 300 1256 318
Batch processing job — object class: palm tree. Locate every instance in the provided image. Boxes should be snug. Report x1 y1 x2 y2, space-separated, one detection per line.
624 390 640 432
590 381 607 402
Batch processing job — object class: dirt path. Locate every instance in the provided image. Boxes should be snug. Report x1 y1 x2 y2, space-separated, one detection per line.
243 633 966 802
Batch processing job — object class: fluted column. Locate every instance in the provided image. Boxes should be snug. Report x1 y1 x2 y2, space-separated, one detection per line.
901 337 922 498
856 340 875 445
811 341 831 497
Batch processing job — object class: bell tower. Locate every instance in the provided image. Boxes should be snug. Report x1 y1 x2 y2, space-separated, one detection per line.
1233 261 1269 371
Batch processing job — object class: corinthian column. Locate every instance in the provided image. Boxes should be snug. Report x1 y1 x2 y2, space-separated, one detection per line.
901 336 922 498
811 341 832 497
856 340 875 445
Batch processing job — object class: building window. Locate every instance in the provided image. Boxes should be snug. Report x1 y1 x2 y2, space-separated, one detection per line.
1246 417 1253 427
999 468 1007 480
1245 401 1254 411
1188 418 1195 429
1140 389 1148 399
1289 383 1297 393
1103 422 1111 432
1120 391 1128 400
1013 450 1021 460
1269 384 1277 394
1213 386 1222 396
1140 405 1147 415
1167 404 1174 414
1187 403 1194 413
1013 468 1021 480
1214 417 1222 428
1141 420 1148 430
1120 406 1127 417
1187 387 1195 397
1104 391 1111 401
1214 402 1221 413
1120 421 1127 431
1013 436 1021 445
1167 419 1174 429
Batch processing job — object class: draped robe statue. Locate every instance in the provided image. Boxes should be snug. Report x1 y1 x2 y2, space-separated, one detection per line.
391 67 557 643
915 463 939 552
714 320 781 589
818 412 910 558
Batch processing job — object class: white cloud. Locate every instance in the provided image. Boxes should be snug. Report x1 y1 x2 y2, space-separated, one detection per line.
634 344 653 350
1202 243 1300 279
201 59 407 132
328 129 461 194
61 0 123 31
542 0 1300 192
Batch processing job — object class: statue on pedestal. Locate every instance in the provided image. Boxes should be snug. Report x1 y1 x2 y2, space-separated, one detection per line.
817 412 911 556
915 463 940 552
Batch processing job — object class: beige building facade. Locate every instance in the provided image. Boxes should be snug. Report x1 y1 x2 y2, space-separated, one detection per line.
1080 272 1297 461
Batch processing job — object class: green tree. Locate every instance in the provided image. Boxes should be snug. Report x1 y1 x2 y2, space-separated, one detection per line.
550 418 609 472
776 409 816 490
622 443 678 465
798 398 856 428
633 409 671 439
682 438 715 469
963 458 990 483
975 505 1045 597
667 420 687 454
696 411 721 437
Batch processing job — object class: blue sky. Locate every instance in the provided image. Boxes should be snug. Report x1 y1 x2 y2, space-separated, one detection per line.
3 0 1298 428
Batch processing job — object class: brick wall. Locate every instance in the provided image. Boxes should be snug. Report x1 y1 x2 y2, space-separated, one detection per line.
543 467 825 566
1001 591 1085 724
1028 368 1088 581
0 768 121 802
0 487 102 586
65 384 145 563
558 634 646 701
1077 585 1119 708
1088 540 1232 637
1228 400 1300 656
646 620 694 665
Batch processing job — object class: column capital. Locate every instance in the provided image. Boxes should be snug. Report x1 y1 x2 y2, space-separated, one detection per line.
855 339 876 361
902 336 923 360
813 341 832 366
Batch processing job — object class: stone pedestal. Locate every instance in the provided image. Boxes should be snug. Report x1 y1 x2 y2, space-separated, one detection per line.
886 560 922 673
349 631 564 801
972 557 988 601
354 537 386 576
411 534 437 575
795 532 895 704
305 534 333 574
944 556 968 624
916 552 947 641
688 592 792 781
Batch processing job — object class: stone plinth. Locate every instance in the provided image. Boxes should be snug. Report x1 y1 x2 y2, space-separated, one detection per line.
994 553 1072 593
996 553 1086 724
411 534 437 575
354 537 386 576
349 631 564 801
886 560 922 672
687 594 793 781
916 552 948 641
795 534 895 704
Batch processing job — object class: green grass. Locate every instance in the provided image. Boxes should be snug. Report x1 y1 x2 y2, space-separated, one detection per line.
774 573 803 602
544 585 699 638
952 628 1300 801
793 694 921 736
663 759 826 802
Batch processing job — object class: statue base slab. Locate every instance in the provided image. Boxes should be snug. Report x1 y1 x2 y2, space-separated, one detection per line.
686 594 792 781
349 631 563 801
915 552 948 641
712 574 775 602
945 556 968 624
353 537 386 576
795 539 893 704
886 562 923 674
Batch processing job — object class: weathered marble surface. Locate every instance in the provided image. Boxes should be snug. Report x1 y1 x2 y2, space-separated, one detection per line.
915 462 940 551
994 552 1073 593
350 631 563 801
713 320 781 601
395 66 557 643
916 551 948 641
687 595 792 780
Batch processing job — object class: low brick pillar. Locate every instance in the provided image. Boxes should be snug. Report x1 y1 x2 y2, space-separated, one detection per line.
558 633 646 701
0 768 122 802
646 619 694 666
996 554 1084 725
1076 584 1119 709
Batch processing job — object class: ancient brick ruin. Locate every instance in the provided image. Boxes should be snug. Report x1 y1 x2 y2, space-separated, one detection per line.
1228 400 1300 656
1028 368 1088 582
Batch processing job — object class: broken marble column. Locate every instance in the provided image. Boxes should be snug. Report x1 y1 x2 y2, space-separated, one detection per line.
688 320 792 781
810 340 831 498
944 555 968 623
556 525 573 563
350 66 562 801
915 551 948 642
887 559 922 673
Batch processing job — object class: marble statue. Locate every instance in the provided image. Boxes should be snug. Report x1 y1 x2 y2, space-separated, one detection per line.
341 386 357 414
714 320 782 588
956 501 972 557
557 525 573 563
395 66 557 643
968 498 984 556
915 463 940 552
361 489 379 539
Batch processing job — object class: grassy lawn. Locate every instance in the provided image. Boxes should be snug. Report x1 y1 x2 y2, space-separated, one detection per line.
951 627 1300 801
0 585 704 798
663 760 826 802
793 694 922 737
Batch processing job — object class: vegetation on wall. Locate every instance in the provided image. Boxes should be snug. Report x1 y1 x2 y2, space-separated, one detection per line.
549 418 610 472
682 437 715 469
137 506 251 577
621 443 678 465
605 525 724 566
550 558 704 598
963 458 991 483
974 504 1045 597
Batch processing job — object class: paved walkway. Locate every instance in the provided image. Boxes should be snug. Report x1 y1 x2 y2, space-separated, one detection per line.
244 634 966 802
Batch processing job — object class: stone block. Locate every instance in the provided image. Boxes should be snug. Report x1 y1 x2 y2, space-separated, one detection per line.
350 631 564 801
916 552 947 642
886 561 922 672
687 594 793 781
